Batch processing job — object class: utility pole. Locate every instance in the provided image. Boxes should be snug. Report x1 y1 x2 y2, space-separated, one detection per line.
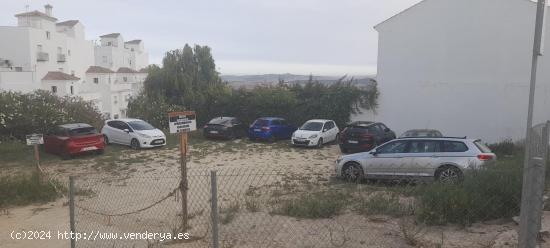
519 0 547 247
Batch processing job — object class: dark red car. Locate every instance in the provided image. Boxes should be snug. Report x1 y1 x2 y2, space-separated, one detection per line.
44 123 105 159
338 121 396 153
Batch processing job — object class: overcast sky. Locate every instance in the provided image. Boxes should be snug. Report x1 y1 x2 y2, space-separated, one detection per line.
2 0 421 76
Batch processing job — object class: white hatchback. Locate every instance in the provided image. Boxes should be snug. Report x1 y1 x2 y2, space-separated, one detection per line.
291 119 339 148
101 118 166 149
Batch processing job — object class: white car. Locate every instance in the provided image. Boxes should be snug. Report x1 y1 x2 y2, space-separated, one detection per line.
101 118 166 149
291 119 339 148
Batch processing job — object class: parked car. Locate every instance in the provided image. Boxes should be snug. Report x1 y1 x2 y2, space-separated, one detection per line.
400 129 443 138
203 117 247 139
291 119 339 148
338 121 396 153
248 117 296 141
101 118 166 149
44 123 105 159
335 137 496 183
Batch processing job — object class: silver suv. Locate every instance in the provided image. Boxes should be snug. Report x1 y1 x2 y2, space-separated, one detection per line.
335 137 496 183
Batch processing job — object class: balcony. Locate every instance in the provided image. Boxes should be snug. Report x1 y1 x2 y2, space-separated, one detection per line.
37 52 49 62
57 54 66 63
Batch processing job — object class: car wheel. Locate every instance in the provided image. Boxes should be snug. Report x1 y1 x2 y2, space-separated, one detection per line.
317 138 323 148
228 131 236 140
435 165 463 183
104 135 110 145
130 139 141 150
334 134 340 144
343 162 363 182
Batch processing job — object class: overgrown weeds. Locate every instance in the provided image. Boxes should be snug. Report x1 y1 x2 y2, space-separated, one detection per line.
0 172 62 207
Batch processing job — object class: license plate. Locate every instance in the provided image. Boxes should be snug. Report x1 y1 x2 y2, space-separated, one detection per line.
81 146 97 151
210 131 219 134
348 140 358 144
254 129 261 132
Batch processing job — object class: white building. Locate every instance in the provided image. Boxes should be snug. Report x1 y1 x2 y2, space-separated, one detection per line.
367 0 550 142
0 4 149 119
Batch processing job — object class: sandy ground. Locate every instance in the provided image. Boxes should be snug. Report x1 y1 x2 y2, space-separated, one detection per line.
0 138 546 247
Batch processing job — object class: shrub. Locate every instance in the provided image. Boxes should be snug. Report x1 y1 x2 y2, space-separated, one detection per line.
0 172 61 207
0 90 103 140
487 139 523 157
416 158 522 225
272 190 349 219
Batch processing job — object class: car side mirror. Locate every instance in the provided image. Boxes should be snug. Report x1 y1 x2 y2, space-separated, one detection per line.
123 129 130 133
369 150 378 156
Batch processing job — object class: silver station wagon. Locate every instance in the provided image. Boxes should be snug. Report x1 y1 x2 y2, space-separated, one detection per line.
335 137 496 183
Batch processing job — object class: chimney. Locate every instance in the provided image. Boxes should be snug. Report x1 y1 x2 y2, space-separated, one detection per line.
44 4 53 16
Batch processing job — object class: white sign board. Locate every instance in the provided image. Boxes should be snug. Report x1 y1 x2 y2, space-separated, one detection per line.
169 111 197 133
26 134 44 145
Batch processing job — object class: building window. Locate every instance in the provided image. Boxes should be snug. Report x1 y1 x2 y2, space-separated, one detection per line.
46 31 50 40
51 86 57 93
131 48 134 52
15 67 22 72
93 78 99 84
107 41 112 46
70 85 74 95
123 77 128 82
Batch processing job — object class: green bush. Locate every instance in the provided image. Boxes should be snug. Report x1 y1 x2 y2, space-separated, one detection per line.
0 90 103 140
0 172 61 207
272 191 350 219
416 158 522 225
487 139 523 157
127 44 379 129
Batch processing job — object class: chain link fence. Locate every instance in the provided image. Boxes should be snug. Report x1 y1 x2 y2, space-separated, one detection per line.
64 124 550 248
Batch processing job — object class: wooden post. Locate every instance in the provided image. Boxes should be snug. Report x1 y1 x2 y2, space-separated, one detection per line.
180 131 188 231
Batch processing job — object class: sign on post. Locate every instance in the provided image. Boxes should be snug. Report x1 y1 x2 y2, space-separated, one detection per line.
26 133 44 145
169 111 197 134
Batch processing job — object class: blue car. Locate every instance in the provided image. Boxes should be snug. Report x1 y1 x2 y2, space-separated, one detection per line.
248 117 297 141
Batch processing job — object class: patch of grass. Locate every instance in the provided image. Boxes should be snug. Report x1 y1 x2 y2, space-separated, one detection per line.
272 190 349 219
356 192 415 217
244 197 260 212
415 158 522 226
220 202 240 224
0 172 61 207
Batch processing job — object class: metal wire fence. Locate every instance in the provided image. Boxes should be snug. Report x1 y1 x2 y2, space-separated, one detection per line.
64 123 549 248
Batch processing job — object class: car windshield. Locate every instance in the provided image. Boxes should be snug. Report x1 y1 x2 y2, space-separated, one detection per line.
209 118 231 125
300 122 323 131
69 127 97 136
128 121 155 131
253 119 270 126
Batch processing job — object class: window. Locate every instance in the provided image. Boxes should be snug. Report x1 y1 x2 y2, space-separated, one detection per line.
107 41 112 46
443 141 469 152
409 140 441 153
15 67 22 72
51 86 57 93
123 77 128 82
131 48 134 52
279 119 288 125
324 121 334 131
70 85 74 95
377 140 408 154
46 31 50 40
93 78 99 84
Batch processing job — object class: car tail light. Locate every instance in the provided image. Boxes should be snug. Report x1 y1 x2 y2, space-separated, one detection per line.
477 154 494 161
261 126 270 131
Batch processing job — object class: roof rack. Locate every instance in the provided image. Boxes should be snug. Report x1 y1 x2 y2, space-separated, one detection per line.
399 136 467 139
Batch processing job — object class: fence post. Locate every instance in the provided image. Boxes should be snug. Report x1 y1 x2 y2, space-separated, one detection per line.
519 122 550 248
210 170 219 248
69 176 76 248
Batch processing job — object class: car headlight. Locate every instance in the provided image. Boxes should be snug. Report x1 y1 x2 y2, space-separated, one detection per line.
309 134 318 139
137 133 151 139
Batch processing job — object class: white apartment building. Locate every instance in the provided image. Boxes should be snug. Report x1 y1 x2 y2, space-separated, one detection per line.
367 0 550 142
0 4 149 119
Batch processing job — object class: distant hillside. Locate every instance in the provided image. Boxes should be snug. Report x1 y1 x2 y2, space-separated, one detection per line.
221 74 376 88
